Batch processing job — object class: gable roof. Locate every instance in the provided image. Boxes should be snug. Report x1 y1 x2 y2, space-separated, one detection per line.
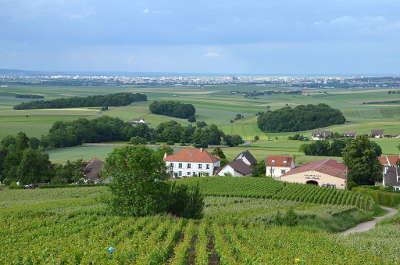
312 130 332 137
384 166 400 186
84 158 104 180
379 155 400 167
265 156 294 167
284 159 347 179
235 150 257 166
371 129 384 136
225 159 253 176
343 131 357 136
164 148 220 163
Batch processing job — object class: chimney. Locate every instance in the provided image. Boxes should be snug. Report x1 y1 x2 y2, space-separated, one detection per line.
163 153 167 159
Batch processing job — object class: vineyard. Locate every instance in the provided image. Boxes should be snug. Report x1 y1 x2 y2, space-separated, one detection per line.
178 177 376 211
0 214 387 265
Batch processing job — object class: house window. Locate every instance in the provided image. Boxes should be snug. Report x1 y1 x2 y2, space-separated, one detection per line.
206 164 210 169
179 163 182 169
198 164 203 169
187 163 191 169
170 163 174 168
281 169 286 175
178 171 182 176
270 168 275 175
187 172 191 176
193 172 197 177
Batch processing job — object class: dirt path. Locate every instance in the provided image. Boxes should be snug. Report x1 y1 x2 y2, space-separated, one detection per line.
340 207 398 235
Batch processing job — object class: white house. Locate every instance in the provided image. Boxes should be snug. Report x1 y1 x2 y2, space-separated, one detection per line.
128 118 146 124
164 148 220 178
217 150 256 177
265 155 295 178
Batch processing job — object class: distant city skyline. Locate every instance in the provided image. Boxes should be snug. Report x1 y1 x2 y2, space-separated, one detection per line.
1 0 400 75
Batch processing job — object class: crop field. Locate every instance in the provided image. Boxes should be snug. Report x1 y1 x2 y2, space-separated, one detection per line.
0 186 396 264
177 177 375 211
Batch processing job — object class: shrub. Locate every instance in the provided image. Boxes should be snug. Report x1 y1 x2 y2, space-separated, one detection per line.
130 136 147 145
167 183 204 219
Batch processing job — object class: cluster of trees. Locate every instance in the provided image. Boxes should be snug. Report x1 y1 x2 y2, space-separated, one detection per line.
288 134 309 141
13 92 147 110
149 101 196 119
106 146 204 218
0 133 53 185
38 117 243 149
129 121 243 147
0 132 86 186
257 104 346 132
343 136 383 186
300 139 382 157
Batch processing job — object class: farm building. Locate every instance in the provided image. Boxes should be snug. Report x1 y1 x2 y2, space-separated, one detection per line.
265 155 295 178
82 158 104 183
127 118 146 124
343 131 357 138
311 130 332 140
378 155 400 190
371 129 384 138
164 148 220 178
280 159 347 189
217 150 256 176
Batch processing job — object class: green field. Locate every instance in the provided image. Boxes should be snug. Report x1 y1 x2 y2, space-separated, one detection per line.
0 183 399 264
1 84 400 165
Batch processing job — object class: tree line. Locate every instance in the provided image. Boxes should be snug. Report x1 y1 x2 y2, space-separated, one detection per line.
149 101 196 119
36 117 243 149
13 92 147 110
300 139 382 157
257 104 346 132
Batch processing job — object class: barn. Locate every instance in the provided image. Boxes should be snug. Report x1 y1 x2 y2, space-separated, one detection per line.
280 159 347 189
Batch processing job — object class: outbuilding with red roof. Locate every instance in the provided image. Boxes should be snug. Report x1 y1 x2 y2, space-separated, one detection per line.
280 159 347 189
265 155 295 178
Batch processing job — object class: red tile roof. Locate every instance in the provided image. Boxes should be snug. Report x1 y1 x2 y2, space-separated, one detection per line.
265 156 293 167
379 155 400 167
284 159 347 180
164 148 220 163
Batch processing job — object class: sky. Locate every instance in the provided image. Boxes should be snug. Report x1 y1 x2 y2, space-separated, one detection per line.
0 0 400 75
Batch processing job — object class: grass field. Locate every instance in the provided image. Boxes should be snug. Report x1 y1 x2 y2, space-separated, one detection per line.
2 84 400 165
0 184 399 264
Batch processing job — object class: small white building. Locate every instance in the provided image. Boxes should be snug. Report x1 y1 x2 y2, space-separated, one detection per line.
164 148 220 178
265 155 295 178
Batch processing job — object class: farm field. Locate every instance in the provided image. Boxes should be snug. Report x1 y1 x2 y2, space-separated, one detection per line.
0 184 398 264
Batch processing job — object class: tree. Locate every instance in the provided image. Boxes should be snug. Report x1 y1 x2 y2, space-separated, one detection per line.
16 148 53 185
105 146 203 218
211 147 226 159
225 135 244 147
253 160 266 177
188 116 196 123
254 135 260 141
130 136 147 145
257 104 345 132
16 132 30 152
343 136 382 186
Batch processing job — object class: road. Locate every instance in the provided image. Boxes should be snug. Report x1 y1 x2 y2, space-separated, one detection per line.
340 207 398 235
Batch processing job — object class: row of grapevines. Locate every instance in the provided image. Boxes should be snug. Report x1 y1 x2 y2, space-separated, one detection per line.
272 183 375 210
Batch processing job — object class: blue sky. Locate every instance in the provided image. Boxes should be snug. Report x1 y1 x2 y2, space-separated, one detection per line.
1 0 399 74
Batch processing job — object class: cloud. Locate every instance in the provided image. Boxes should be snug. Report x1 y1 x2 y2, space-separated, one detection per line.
204 52 220 57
